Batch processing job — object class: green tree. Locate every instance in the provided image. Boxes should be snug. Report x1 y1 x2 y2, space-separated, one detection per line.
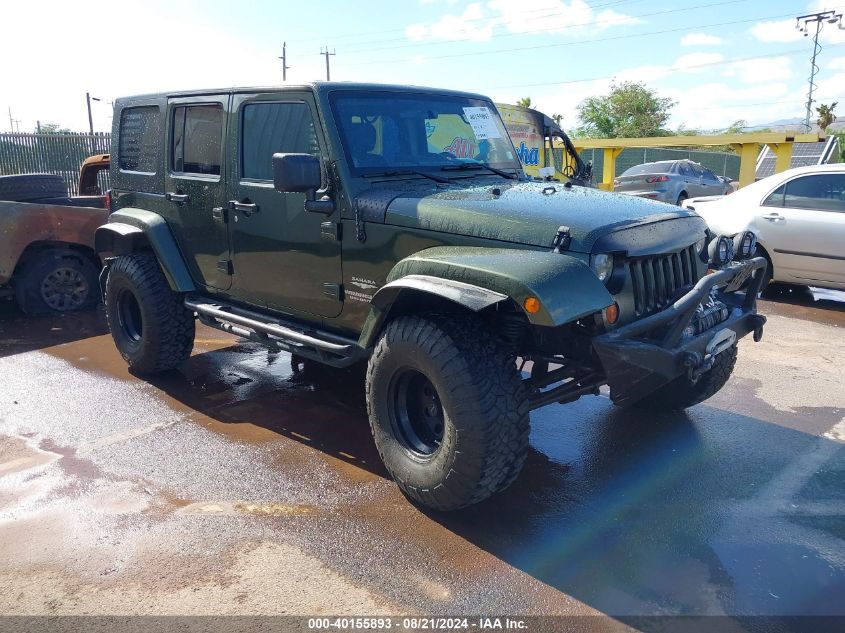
36 123 73 134
576 81 675 138
516 97 532 108
816 102 838 132
552 114 563 126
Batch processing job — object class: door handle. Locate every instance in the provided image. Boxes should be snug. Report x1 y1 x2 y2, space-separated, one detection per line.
229 200 259 215
165 192 190 205
761 213 784 221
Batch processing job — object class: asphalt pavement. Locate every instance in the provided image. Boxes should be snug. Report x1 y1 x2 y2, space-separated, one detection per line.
0 286 843 625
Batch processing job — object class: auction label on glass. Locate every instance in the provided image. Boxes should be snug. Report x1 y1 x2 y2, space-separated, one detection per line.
463 107 502 140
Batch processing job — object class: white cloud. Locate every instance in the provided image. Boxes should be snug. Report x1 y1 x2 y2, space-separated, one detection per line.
673 52 725 73
681 33 723 46
407 0 643 43
668 81 796 129
828 56 845 71
723 56 792 84
405 2 494 42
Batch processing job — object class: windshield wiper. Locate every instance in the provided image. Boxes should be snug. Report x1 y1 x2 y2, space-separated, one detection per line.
363 169 451 184
440 161 518 180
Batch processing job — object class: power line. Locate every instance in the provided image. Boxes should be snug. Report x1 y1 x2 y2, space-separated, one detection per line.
335 0 750 57
485 43 845 90
333 11 809 69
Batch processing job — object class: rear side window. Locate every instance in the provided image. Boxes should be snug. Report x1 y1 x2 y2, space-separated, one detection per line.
119 107 160 173
783 174 845 212
241 102 320 180
762 184 785 207
171 105 224 175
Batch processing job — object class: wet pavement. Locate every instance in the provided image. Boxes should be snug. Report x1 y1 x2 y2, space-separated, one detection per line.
0 287 844 622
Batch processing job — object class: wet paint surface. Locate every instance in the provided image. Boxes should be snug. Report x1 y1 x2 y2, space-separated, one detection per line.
0 287 844 618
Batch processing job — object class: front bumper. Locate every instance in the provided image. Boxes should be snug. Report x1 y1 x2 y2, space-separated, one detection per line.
592 256 767 406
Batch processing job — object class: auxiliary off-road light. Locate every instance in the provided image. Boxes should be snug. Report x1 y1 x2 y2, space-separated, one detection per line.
732 231 757 259
605 303 620 324
707 235 733 267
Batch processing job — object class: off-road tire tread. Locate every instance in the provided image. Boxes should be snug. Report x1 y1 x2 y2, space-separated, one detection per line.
106 253 194 373
366 314 529 511
634 344 738 411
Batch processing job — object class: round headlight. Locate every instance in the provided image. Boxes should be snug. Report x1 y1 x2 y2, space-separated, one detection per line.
708 236 733 267
733 231 757 259
591 253 614 283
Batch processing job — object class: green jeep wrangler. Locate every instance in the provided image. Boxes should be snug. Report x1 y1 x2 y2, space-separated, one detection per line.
96 83 767 511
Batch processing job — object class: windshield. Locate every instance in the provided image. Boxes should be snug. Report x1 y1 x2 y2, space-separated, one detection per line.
330 91 521 175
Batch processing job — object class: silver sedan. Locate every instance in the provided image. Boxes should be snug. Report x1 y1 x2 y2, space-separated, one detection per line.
614 160 732 205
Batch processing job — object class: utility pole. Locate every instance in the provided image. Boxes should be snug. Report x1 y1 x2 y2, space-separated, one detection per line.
8 107 13 133
278 42 291 82
320 46 335 81
796 10 843 132
86 92 101 135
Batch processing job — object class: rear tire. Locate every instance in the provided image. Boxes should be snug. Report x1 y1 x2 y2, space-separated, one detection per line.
0 174 67 202
366 314 529 511
105 253 195 374
14 249 99 316
631 345 738 411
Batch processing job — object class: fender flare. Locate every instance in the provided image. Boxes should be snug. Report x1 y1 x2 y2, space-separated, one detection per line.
94 208 195 292
357 246 613 348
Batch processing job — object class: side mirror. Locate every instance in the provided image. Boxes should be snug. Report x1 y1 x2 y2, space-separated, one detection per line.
272 153 321 193
272 153 334 214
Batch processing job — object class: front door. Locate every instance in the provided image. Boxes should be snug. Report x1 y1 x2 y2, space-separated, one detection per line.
164 95 231 290
758 172 845 285
226 92 342 317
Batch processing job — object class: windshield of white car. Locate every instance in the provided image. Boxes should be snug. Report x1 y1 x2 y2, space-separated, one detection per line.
330 91 522 177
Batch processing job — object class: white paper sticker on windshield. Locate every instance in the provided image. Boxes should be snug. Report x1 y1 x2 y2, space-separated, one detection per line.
462 107 502 140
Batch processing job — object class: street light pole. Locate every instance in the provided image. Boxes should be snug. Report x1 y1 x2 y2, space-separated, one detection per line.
796 10 844 132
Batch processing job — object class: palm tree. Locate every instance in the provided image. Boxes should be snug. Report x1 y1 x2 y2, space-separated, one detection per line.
816 102 837 132
516 97 532 108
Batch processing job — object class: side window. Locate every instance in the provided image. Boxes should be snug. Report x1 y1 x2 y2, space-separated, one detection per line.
783 174 845 212
678 162 691 177
241 102 320 180
171 105 224 176
762 184 785 207
703 168 718 182
689 163 703 178
119 106 160 173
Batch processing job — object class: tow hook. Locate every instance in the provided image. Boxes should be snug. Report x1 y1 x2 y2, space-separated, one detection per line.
681 351 711 384
750 314 766 342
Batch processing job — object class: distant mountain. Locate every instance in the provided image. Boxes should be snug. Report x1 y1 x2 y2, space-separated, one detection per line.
750 116 844 133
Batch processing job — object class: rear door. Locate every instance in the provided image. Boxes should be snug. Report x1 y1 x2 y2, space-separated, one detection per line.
226 92 342 317
164 95 232 291
757 172 845 285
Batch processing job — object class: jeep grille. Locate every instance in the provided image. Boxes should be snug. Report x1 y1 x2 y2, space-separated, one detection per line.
628 245 699 316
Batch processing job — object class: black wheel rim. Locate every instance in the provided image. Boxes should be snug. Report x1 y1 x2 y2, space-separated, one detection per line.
117 288 143 342
389 368 445 457
40 267 88 311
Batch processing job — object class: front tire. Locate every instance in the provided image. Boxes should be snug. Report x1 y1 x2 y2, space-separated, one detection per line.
366 315 529 511
632 345 738 411
105 253 195 374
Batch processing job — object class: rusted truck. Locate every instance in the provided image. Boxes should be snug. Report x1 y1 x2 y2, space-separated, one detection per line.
0 154 109 315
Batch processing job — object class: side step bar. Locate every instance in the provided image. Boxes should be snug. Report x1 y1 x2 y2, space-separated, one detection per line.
185 297 364 368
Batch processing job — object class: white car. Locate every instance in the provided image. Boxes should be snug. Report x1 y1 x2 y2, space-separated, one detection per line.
683 164 845 290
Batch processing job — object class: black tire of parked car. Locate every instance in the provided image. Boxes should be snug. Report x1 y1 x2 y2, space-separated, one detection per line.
105 253 195 374
14 249 99 316
630 344 738 411
676 192 688 206
0 174 67 202
366 314 530 511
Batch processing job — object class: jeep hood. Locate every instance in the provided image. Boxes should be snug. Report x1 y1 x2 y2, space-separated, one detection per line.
380 181 699 253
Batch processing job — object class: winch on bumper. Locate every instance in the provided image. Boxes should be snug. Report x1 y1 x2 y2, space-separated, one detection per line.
592 256 767 406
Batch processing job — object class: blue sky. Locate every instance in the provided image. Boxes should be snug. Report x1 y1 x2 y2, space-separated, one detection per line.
3 0 844 133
